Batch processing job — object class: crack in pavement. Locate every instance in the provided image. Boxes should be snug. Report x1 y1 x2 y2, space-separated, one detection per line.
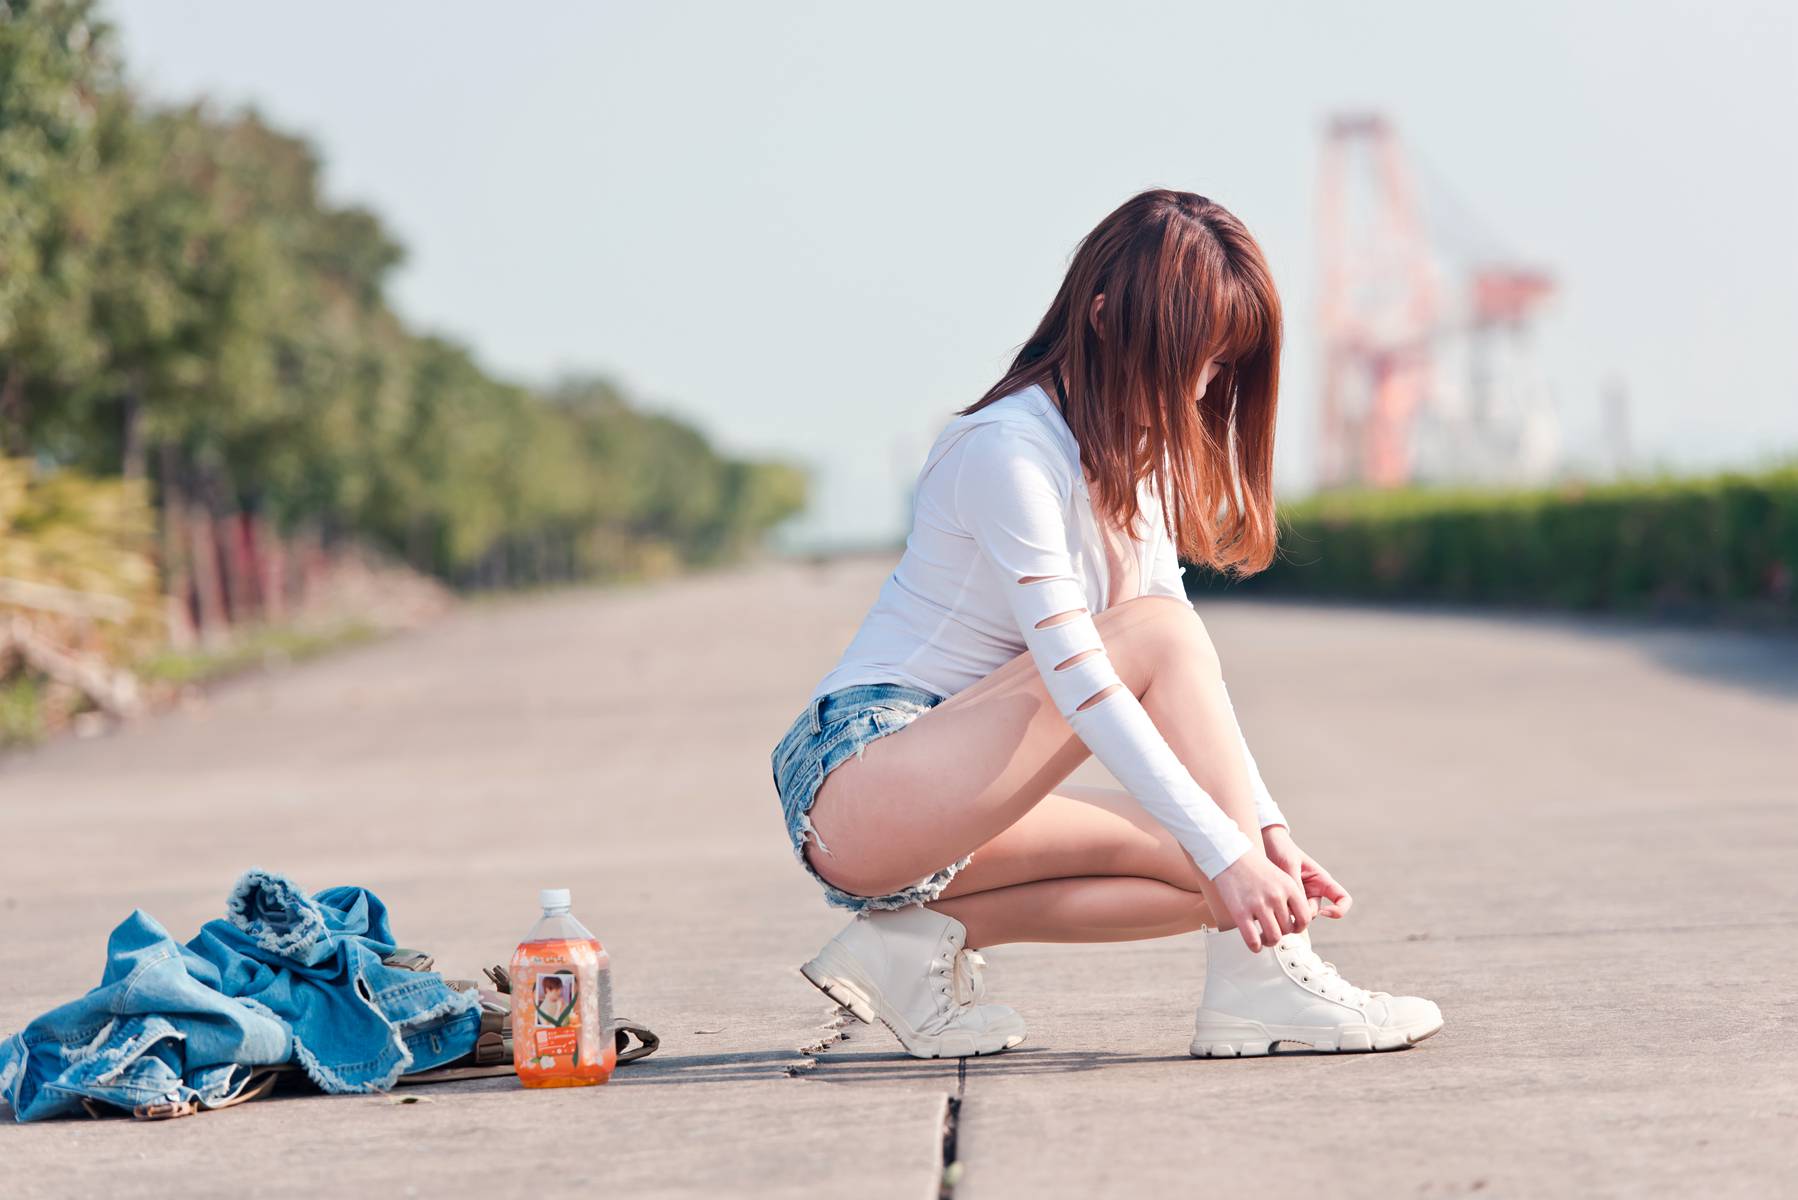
788 1004 973 1198
937 1058 968 1199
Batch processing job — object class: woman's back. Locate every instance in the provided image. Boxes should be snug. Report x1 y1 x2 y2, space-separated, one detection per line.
807 383 1184 704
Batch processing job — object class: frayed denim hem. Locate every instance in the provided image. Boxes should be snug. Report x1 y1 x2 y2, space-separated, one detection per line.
58 1020 120 1067
227 867 329 958
806 849 977 913
771 683 970 914
0 1039 23 1104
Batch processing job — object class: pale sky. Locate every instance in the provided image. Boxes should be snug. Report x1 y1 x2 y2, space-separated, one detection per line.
111 1 1797 548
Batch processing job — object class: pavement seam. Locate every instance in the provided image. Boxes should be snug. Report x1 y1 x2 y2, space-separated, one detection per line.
934 1058 968 1200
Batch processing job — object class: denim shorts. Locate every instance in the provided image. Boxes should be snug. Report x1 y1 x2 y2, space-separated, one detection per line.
769 681 970 913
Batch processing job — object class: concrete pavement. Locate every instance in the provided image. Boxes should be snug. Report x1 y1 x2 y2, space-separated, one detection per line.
2 555 1793 1198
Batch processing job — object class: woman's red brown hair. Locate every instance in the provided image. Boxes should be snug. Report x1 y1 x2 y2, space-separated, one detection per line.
959 188 1282 575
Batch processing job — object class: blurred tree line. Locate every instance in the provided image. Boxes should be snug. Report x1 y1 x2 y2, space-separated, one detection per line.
1 0 805 605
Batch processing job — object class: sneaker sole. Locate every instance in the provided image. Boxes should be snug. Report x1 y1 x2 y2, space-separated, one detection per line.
798 953 1025 1060
1188 1011 1444 1058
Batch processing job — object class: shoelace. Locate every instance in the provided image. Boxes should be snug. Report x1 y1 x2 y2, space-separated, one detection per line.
1283 938 1377 1008
950 947 989 1008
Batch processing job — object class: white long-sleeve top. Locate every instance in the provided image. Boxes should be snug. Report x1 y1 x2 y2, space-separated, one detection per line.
809 383 1287 878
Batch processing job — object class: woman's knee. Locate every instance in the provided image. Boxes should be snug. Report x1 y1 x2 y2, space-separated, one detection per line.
1101 595 1222 681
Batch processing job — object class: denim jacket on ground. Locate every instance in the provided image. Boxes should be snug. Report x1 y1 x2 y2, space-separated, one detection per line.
0 868 482 1122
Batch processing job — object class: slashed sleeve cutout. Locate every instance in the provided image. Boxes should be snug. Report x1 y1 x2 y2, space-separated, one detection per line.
950 422 1254 879
1144 509 1290 833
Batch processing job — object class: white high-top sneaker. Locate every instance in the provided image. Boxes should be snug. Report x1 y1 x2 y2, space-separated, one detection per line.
799 906 1027 1058
1190 927 1443 1057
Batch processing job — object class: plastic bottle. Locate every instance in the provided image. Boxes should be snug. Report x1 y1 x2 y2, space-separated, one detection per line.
510 888 615 1087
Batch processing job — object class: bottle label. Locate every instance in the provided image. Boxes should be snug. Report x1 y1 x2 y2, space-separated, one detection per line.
531 970 581 1060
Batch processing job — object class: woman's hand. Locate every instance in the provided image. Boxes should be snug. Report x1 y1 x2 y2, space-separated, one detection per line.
1210 849 1312 952
1261 824 1353 922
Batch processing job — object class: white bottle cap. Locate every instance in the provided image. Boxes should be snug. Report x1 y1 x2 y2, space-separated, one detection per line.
539 888 571 910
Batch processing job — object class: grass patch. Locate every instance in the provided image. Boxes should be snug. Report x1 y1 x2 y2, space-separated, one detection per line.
1 621 388 752
135 621 383 686
0 677 45 747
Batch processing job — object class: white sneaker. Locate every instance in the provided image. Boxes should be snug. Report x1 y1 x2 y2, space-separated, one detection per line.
799 906 1027 1058
1189 927 1443 1057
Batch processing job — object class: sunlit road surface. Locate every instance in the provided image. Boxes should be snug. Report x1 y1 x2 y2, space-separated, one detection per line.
2 554 1793 1198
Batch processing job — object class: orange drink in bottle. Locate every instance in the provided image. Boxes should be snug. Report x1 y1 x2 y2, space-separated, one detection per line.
510 888 616 1087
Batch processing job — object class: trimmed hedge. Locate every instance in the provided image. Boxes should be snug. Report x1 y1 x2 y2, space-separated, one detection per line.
1191 465 1798 621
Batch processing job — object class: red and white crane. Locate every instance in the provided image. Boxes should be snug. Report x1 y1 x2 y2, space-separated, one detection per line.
1315 113 1559 490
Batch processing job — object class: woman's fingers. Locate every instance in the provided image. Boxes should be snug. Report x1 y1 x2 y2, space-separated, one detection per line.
1298 857 1351 918
1271 899 1292 936
1280 875 1310 934
1224 856 1326 950
1258 904 1284 950
1304 858 1350 906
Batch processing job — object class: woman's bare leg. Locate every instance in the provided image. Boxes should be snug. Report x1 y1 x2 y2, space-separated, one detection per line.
934 876 1217 945
921 783 1320 946
803 596 1265 934
925 783 1217 945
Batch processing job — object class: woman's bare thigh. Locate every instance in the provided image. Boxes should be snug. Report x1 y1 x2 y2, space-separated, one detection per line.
803 595 1193 897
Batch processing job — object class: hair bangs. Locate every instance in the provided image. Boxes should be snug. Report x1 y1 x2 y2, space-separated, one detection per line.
1201 264 1272 367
